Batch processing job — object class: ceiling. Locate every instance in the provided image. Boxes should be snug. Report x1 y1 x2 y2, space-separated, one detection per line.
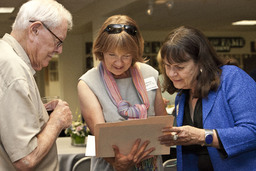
0 0 256 36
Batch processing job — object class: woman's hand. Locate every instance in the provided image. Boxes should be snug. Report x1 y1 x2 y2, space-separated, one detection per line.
104 139 155 171
163 97 170 107
158 126 205 146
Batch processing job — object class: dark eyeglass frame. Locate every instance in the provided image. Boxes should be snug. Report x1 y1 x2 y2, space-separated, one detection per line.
29 20 63 48
104 24 137 36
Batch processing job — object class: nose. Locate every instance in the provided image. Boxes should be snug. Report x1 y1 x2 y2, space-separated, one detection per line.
114 56 124 65
55 46 63 54
166 66 177 77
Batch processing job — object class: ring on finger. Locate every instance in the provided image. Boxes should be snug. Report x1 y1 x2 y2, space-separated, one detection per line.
173 134 178 141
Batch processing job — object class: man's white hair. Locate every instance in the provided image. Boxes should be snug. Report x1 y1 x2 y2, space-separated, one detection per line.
12 0 73 31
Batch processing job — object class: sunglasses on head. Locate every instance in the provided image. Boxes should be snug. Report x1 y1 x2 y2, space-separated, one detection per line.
104 24 137 36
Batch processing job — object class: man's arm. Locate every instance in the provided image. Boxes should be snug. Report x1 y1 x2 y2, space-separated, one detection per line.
13 100 72 171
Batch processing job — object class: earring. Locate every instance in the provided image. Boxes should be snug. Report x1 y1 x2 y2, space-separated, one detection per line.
200 68 203 73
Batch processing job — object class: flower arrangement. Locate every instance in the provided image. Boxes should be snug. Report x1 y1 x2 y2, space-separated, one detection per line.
65 110 90 146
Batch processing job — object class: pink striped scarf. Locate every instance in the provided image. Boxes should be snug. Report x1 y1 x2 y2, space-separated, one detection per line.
99 62 149 119
99 62 158 170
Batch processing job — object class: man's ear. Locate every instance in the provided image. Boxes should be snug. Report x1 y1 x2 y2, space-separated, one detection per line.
32 26 38 35
29 22 42 36
28 22 42 41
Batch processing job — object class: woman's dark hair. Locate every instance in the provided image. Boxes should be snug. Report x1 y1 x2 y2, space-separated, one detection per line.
160 26 225 98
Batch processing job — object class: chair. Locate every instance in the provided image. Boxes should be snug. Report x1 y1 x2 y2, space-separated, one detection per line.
163 158 177 171
72 156 91 171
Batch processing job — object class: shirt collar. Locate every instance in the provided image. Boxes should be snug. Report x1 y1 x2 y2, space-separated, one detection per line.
2 33 36 75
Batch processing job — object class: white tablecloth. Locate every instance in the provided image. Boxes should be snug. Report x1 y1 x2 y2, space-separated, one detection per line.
56 137 86 171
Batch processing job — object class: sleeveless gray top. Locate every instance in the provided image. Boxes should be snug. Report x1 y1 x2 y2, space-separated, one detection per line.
79 62 163 171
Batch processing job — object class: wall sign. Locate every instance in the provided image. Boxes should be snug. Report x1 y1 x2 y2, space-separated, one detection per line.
208 37 245 52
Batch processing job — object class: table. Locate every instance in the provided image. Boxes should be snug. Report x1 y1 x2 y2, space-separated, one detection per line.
57 137 86 154
57 137 86 171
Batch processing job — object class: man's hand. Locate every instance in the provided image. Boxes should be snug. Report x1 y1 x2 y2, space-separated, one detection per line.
48 100 72 130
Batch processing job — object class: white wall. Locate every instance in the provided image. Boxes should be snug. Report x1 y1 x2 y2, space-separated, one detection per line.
57 33 92 115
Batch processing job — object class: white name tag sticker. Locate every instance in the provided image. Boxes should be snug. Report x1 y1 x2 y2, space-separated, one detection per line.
144 77 158 91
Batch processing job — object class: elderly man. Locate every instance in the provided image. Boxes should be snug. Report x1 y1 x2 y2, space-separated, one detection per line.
0 0 73 170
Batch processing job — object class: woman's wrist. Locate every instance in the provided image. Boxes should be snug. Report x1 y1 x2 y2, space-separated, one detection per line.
198 129 220 148
212 129 220 149
198 129 206 145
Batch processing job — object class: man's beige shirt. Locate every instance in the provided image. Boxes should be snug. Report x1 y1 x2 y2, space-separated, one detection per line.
0 34 59 170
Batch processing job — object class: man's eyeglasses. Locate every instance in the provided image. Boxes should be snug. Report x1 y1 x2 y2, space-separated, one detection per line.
104 24 137 36
29 20 63 48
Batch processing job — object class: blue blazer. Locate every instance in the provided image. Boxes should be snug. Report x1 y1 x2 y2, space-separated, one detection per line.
175 65 256 171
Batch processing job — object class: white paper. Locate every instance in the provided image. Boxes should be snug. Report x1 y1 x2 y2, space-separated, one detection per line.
144 77 158 91
166 106 175 115
85 135 96 156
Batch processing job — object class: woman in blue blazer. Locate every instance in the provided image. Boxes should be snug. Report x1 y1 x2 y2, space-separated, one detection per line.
158 26 256 171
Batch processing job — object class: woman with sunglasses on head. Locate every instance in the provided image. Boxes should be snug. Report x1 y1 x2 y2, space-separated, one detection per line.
158 26 256 171
78 15 167 171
